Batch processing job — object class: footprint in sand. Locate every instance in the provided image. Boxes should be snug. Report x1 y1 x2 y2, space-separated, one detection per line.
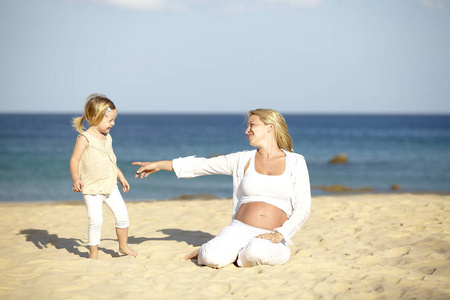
387 246 411 257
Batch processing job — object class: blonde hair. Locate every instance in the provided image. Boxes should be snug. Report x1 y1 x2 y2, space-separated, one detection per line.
72 94 116 133
248 108 294 152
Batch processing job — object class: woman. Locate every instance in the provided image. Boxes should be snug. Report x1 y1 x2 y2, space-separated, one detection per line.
133 109 311 268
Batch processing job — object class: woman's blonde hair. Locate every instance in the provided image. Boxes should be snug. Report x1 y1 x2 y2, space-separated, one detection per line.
248 108 294 152
72 94 116 133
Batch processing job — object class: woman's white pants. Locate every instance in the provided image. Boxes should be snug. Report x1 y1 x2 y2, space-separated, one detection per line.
198 219 290 268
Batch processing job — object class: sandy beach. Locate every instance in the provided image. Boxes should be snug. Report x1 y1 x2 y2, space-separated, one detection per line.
0 193 449 299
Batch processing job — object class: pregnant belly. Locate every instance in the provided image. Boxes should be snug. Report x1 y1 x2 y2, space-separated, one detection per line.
235 202 288 230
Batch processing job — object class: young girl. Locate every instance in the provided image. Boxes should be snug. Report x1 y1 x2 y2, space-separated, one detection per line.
70 94 138 259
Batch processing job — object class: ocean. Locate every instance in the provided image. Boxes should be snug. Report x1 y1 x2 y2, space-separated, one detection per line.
1 114 449 202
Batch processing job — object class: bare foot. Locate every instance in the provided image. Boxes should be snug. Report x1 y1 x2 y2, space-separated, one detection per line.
89 245 99 259
119 245 138 257
184 248 200 260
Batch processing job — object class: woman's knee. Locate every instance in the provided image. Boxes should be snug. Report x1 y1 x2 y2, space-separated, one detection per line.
237 239 267 266
198 243 236 269
237 238 290 267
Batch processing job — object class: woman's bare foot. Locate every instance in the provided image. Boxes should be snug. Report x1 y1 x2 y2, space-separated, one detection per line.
184 248 200 260
119 245 138 257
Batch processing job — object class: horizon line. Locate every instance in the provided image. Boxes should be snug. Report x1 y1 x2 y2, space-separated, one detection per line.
1 111 450 116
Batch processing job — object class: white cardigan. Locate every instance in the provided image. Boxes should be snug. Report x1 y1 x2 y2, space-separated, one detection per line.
172 149 311 244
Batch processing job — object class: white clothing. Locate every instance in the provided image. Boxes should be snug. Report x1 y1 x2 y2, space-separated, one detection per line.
173 149 311 244
199 219 291 268
83 187 130 246
239 151 293 217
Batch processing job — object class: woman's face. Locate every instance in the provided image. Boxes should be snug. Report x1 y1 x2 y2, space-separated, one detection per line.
245 114 270 147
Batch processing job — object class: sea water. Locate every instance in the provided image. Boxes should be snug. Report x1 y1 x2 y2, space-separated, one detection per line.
0 114 449 202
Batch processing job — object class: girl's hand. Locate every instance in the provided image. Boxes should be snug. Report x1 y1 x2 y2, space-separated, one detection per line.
72 180 84 193
255 231 284 243
119 177 130 193
132 162 161 178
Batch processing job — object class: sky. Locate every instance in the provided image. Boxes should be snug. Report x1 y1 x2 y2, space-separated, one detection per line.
0 0 449 114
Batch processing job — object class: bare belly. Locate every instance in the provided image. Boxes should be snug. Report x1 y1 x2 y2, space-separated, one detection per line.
234 202 288 230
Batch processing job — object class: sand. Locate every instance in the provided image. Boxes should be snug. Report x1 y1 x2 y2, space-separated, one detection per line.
0 194 449 299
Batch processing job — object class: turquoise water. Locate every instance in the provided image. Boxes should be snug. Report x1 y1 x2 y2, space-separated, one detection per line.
1 114 449 202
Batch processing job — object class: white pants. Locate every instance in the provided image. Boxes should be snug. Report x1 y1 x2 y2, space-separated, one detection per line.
198 219 291 268
83 187 130 246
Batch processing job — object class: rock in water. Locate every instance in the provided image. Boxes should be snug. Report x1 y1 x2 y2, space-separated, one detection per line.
328 154 348 164
391 184 402 190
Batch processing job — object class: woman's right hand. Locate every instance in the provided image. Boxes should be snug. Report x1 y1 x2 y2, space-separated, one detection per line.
132 161 161 178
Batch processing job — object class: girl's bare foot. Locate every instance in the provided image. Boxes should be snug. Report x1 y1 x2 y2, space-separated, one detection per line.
116 228 137 257
119 245 138 257
89 245 99 259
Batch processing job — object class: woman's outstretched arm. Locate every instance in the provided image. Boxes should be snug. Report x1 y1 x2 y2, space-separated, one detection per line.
132 161 174 178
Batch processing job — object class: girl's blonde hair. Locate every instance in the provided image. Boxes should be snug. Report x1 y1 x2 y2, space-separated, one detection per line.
248 108 294 152
72 94 116 133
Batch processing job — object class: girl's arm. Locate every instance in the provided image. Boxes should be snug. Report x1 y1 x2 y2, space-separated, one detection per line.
69 135 88 192
117 167 130 193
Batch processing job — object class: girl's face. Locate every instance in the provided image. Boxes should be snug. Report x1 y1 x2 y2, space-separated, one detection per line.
96 109 117 134
245 114 271 147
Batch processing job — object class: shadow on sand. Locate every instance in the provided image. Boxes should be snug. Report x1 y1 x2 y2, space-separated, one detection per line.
18 228 215 259
19 229 117 258
125 229 215 247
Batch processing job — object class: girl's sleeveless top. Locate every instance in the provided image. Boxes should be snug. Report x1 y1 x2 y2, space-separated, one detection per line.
78 131 118 195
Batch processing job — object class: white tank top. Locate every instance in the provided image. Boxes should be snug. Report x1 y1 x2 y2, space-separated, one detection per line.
238 152 293 217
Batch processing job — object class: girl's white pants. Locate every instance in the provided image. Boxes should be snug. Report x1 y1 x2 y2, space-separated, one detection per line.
198 219 291 268
83 187 129 246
